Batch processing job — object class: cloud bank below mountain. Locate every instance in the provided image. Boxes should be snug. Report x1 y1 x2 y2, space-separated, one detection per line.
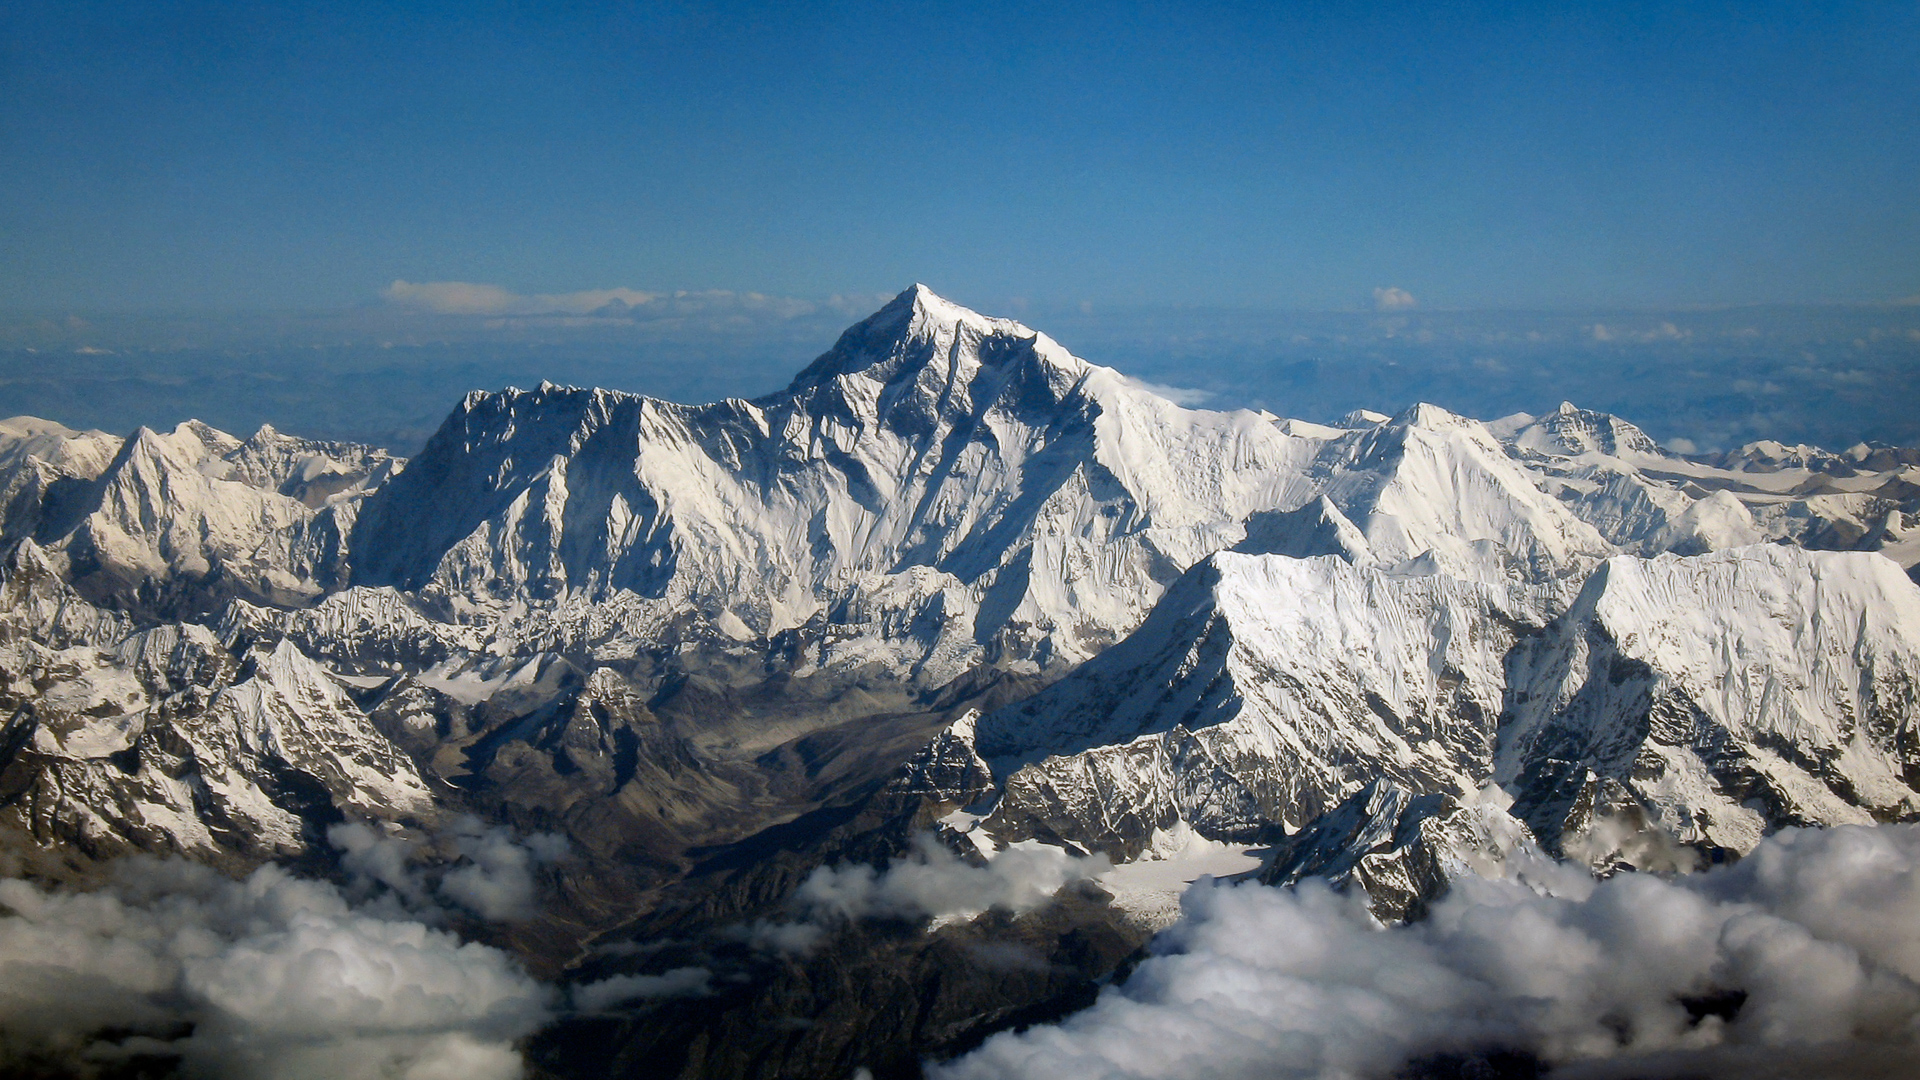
0 858 553 1080
934 824 1920 1080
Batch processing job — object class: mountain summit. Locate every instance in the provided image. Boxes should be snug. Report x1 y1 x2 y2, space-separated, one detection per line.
349 285 1317 673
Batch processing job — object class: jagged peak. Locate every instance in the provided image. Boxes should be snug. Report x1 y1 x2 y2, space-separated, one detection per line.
1337 409 1392 429
444 382 653 441
234 636 351 701
115 423 242 478
782 285 1086 398
170 418 242 455
4 536 61 581
898 283 1028 339
122 424 184 464
1234 495 1375 565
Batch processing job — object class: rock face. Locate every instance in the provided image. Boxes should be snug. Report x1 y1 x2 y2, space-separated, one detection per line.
0 287 1918 1077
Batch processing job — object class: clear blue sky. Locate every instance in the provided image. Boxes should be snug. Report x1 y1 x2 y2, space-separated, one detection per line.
4 1 1917 312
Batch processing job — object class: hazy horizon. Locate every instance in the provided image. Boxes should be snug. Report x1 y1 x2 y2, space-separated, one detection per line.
2 284 1916 456
9 2 1915 454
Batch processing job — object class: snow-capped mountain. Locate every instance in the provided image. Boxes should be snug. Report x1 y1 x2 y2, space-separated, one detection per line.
949 550 1541 861
1286 402 1615 582
0 541 431 870
0 416 398 617
928 541 1920 917
1499 544 1920 857
1499 400 1920 565
0 286 1917 1077
349 285 1325 674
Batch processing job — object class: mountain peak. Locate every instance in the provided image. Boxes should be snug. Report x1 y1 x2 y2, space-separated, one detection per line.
780 285 1084 400
898 283 1017 335
1388 402 1474 431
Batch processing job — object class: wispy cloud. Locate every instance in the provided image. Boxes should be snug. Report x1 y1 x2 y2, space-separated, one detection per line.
383 280 656 316
1590 320 1692 344
382 280 822 321
1125 377 1215 407
728 834 1110 957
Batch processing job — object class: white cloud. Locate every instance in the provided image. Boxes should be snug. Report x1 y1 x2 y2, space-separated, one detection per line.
737 835 1109 954
1122 378 1215 408
382 280 826 322
571 967 714 1013
934 824 1920 1080
327 817 568 923
1588 320 1694 345
0 859 553 1080
1373 286 1417 312
795 835 1108 927
383 280 658 316
437 817 570 922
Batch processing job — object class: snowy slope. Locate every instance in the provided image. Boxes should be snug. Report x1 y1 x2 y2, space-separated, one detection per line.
1305 403 1616 582
351 285 1327 672
925 543 1920 910
0 548 433 864
0 416 402 616
1498 544 1920 860
1 287 1916 947
0 417 125 551
1501 402 1919 568
955 550 1543 860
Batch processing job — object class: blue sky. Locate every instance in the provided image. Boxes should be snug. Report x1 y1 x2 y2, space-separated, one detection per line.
5 1 1918 313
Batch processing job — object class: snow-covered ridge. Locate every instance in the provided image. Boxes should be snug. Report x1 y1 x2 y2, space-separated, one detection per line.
1498 401 1920 566
1499 544 1920 855
349 284 1329 671
0 416 399 616
925 542 1920 915
0 284 1916 921
0 543 433 865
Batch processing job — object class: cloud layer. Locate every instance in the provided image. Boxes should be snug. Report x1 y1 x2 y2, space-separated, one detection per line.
330 816 569 922
0 858 553 1080
933 824 1920 1080
794 835 1109 926
382 280 835 322
731 835 1110 957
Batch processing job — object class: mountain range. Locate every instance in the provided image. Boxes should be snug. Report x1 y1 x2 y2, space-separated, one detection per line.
0 286 1916 1078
